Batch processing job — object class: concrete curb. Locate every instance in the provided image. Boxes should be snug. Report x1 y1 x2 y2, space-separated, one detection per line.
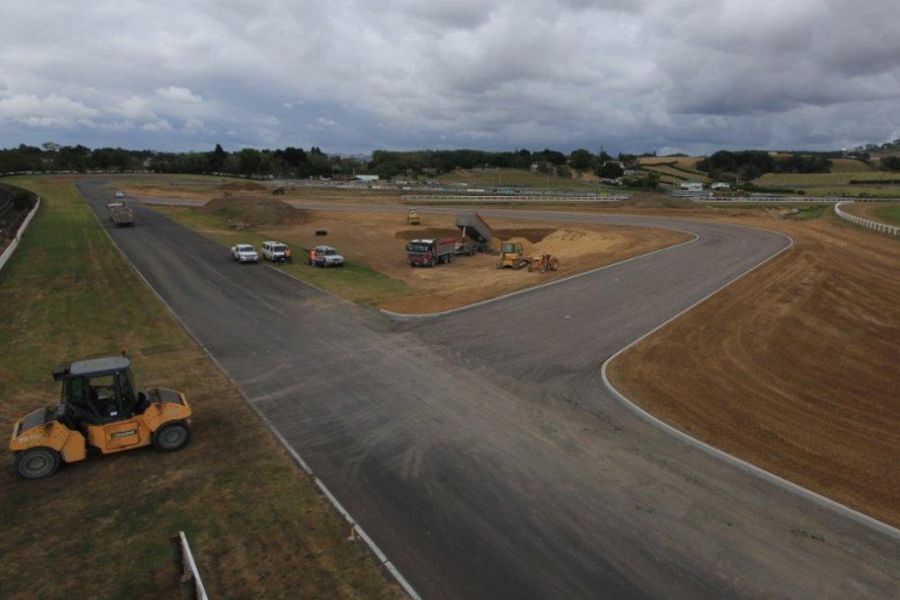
600 229 900 543
0 196 41 275
80 185 422 600
381 229 700 320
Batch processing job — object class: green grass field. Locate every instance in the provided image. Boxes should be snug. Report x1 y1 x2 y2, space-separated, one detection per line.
437 168 605 191
0 177 400 600
828 158 874 173
872 203 900 226
755 171 899 187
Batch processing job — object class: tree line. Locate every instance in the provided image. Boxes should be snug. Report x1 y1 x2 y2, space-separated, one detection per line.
0 142 648 180
7 143 889 182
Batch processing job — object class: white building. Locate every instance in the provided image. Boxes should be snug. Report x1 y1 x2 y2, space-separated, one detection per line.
680 181 704 192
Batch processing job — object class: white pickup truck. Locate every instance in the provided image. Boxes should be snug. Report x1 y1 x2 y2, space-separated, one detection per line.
231 244 259 264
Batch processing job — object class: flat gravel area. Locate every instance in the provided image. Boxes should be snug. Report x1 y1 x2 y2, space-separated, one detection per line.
79 181 900 600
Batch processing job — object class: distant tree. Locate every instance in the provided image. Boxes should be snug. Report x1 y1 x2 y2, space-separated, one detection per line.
617 153 637 167
569 149 593 171
210 143 227 171
596 161 624 179
237 148 262 175
533 149 566 165
880 156 900 171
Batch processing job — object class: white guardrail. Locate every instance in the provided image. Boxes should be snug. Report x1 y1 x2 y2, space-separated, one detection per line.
172 531 209 600
835 201 900 237
0 196 41 274
403 194 630 204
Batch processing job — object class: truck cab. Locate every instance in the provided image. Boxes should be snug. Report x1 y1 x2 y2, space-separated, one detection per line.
407 238 455 267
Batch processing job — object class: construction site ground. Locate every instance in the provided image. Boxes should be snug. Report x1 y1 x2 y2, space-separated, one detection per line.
124 177 900 528
151 201 689 314
609 209 900 527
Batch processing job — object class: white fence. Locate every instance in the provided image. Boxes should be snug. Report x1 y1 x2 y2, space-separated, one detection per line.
0 196 41 275
403 194 630 204
172 531 209 600
834 201 900 237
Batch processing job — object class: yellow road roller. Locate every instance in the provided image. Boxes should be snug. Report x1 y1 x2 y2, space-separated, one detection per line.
9 355 192 479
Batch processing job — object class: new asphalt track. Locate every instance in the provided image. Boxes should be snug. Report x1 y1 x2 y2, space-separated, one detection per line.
78 181 900 599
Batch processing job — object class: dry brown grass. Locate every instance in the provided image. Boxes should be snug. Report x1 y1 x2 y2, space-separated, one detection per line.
609 212 900 527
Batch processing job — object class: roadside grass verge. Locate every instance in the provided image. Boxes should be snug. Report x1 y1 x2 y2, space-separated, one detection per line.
151 205 410 306
0 177 401 600
873 203 900 226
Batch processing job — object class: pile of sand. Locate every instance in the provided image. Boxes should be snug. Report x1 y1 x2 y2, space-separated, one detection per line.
499 228 620 258
203 196 308 228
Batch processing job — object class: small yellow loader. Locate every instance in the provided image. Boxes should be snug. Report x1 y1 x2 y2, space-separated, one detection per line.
9 355 192 480
498 241 528 269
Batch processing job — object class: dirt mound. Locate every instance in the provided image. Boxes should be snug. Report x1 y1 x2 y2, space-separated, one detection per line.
504 237 534 252
219 181 267 192
493 228 555 242
532 228 618 258
203 196 308 228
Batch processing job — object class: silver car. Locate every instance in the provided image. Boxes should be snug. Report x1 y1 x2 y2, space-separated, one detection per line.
309 245 345 267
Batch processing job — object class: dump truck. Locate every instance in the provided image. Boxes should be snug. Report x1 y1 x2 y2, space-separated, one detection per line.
407 238 456 267
107 202 134 227
455 212 493 254
9 355 192 479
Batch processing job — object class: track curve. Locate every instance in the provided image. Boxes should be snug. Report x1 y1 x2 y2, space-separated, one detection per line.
78 181 900 599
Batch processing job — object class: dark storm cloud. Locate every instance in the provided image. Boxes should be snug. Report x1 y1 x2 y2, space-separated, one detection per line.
0 0 897 153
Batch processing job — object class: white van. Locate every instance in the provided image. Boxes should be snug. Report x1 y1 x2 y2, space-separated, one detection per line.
261 240 292 263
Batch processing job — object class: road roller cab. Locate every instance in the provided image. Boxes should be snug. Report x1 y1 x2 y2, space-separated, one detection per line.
9 356 192 479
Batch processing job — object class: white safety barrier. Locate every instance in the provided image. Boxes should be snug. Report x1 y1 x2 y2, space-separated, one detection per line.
0 196 40 274
834 201 900 237
403 194 630 203
172 531 209 600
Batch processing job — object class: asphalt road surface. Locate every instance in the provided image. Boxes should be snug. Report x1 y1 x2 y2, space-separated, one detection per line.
79 181 900 599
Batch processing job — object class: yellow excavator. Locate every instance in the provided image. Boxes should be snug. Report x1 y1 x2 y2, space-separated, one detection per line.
9 355 192 479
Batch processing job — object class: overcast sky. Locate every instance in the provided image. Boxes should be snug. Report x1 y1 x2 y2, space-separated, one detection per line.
1 0 898 155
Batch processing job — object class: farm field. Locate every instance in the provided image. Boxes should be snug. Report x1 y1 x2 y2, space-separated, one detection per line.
637 156 704 170
609 210 900 527
436 168 605 191
755 170 900 187
0 177 401 599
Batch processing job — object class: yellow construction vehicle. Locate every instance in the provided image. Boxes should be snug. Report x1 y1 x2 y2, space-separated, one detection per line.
528 254 560 273
498 241 528 269
9 355 192 479
407 209 421 225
